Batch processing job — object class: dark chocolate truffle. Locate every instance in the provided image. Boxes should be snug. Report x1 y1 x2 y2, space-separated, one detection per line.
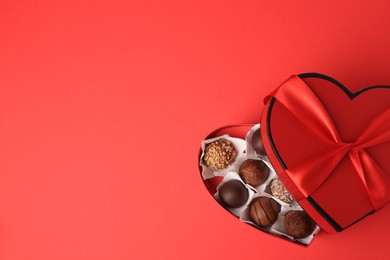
219 180 249 208
270 178 293 203
284 211 315 239
239 159 269 186
252 131 266 156
249 197 281 227
203 139 237 170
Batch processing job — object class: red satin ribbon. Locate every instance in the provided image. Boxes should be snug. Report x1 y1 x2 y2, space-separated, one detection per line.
265 75 390 210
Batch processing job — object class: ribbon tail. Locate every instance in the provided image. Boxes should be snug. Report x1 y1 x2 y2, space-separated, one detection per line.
354 108 390 149
358 150 390 210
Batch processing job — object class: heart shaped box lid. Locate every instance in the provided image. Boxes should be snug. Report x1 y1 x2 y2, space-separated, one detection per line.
260 73 390 233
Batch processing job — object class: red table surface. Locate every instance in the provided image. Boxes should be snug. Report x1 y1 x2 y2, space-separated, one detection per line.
1 1 390 259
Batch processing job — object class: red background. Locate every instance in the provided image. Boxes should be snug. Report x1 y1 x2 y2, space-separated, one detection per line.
1 1 390 259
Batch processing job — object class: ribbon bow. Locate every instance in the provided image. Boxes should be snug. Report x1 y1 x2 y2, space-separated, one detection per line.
266 75 390 210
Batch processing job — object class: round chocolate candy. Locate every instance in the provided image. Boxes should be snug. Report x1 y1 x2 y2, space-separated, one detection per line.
284 211 315 239
203 138 237 170
249 197 281 227
252 131 266 156
270 178 293 203
219 180 249 208
239 159 269 186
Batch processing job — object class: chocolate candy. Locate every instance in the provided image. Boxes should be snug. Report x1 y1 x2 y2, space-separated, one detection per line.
252 131 266 156
203 139 237 170
219 180 249 208
239 159 269 186
284 211 315 239
249 197 281 227
270 178 293 203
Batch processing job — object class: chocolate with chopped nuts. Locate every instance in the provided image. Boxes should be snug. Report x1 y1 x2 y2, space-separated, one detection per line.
203 138 237 170
271 178 293 203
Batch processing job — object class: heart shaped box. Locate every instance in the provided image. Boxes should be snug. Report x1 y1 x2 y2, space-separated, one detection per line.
260 73 390 233
200 73 390 241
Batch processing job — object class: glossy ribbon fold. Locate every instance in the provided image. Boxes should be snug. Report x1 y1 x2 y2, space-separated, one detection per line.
265 75 390 210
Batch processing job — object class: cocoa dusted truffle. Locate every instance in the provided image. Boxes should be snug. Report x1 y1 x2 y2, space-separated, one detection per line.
271 178 293 203
219 180 249 208
249 197 281 227
203 139 237 170
239 159 269 186
284 211 315 239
